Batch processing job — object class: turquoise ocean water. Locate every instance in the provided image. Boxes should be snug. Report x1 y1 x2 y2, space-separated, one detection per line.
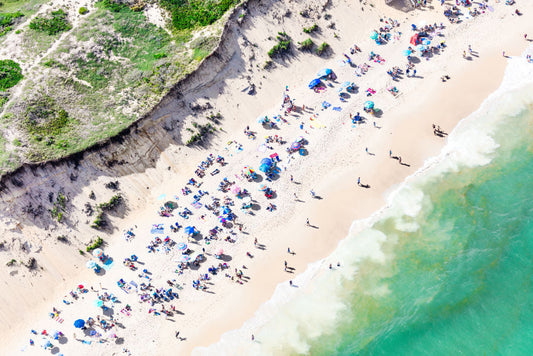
195 56 533 356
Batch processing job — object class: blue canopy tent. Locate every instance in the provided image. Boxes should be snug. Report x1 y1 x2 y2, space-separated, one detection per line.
370 31 379 40
317 68 332 78
184 226 197 235
308 78 322 89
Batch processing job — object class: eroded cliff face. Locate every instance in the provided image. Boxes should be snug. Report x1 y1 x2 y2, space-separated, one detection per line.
0 6 243 254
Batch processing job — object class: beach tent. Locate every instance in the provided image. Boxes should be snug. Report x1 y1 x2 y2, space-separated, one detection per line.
364 101 375 109
259 158 273 173
410 34 419 45
370 31 379 40
74 319 85 328
317 68 332 78
259 164 270 173
308 78 321 89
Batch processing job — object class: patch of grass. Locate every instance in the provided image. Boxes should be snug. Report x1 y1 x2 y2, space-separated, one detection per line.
29 9 72 35
79 6 89 15
268 32 291 58
190 35 218 61
12 138 21 146
99 194 122 211
298 38 313 51
316 42 330 56
159 0 239 31
86 236 103 251
49 192 67 222
91 211 106 229
303 23 317 34
0 59 23 90
0 11 24 37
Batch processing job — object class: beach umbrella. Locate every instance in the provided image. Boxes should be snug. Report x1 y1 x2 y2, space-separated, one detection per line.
74 319 85 328
176 242 187 251
402 49 412 56
308 78 321 89
92 248 103 258
179 254 191 263
370 31 379 40
86 260 97 269
184 226 195 235
416 44 428 52
259 164 270 173
242 166 254 176
217 249 224 256
316 68 332 77
364 101 375 110
222 206 231 214
260 157 273 167
291 141 301 150
94 299 104 307
259 184 268 191
410 33 419 45
257 116 267 124
231 185 241 195
41 339 52 348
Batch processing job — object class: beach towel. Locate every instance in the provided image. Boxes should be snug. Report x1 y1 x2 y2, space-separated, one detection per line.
191 202 202 209
332 107 342 111
82 340 92 345
150 224 164 234
54 316 64 323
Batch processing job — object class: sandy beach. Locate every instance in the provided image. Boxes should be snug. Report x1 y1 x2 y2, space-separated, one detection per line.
1 0 533 355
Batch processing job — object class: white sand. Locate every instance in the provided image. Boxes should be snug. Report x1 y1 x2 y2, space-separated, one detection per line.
2 0 533 355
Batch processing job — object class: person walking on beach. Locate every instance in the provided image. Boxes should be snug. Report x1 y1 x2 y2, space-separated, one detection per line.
290 175 294 183
252 334 255 341
357 177 361 186
306 218 310 226
175 331 180 339
389 150 392 157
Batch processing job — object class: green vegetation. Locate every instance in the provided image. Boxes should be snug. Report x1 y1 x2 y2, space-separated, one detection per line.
29 9 72 35
79 7 89 15
316 42 330 56
268 32 291 58
6 258 16 266
190 35 218 61
99 194 122 211
91 211 105 229
49 192 67 222
303 23 318 34
0 59 23 90
186 122 216 146
159 0 239 31
0 11 24 37
298 38 314 51
86 236 103 252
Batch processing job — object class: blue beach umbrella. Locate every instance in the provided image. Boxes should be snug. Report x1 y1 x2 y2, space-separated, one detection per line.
370 31 379 40
308 78 322 89
257 116 267 124
74 319 85 328
364 101 375 109
259 164 270 173
184 226 196 235
316 68 332 77
402 49 412 56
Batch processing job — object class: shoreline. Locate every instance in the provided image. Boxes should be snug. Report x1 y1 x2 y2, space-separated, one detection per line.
185 24 532 356
2 1 533 355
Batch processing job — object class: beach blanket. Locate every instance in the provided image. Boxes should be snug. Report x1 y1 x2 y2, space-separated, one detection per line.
322 101 331 109
191 202 202 209
332 107 342 111
54 316 64 323
150 224 164 234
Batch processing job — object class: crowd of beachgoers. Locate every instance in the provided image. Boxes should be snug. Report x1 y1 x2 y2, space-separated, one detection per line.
18 1 531 354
